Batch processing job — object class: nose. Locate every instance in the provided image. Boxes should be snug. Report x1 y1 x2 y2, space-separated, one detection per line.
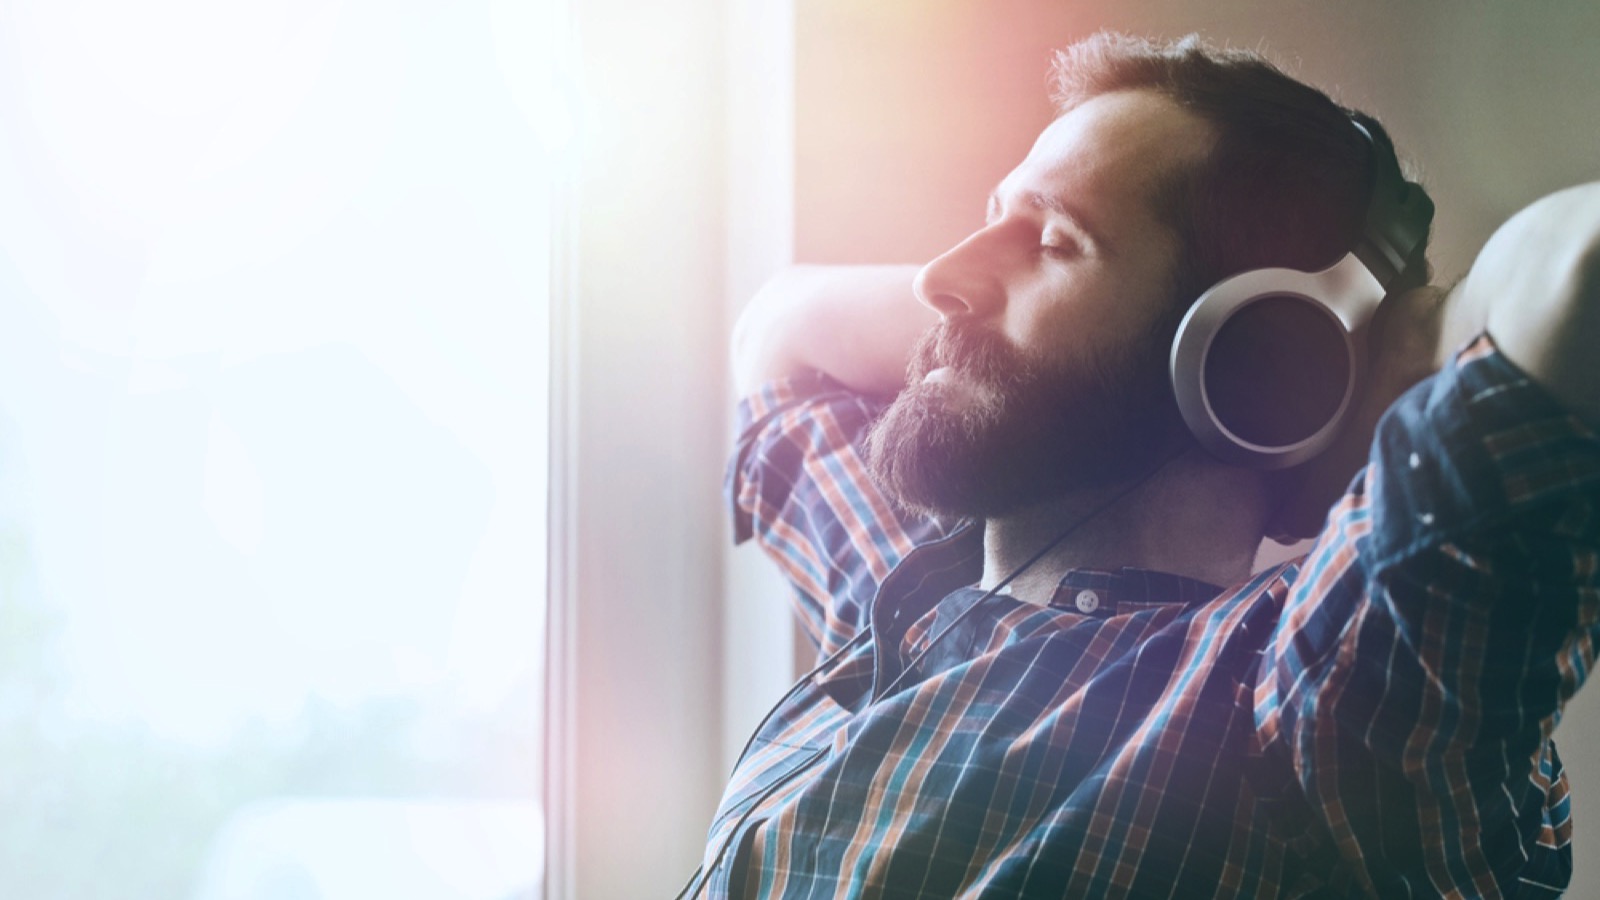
914 228 1004 321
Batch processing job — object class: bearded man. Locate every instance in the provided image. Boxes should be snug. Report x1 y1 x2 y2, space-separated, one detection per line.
683 32 1600 898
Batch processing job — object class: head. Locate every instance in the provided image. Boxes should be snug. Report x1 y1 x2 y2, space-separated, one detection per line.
865 32 1435 535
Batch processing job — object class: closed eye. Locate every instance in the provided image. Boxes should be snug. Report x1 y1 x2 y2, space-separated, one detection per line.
1040 228 1082 258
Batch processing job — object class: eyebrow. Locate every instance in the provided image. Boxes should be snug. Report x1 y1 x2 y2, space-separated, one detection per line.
990 188 1110 255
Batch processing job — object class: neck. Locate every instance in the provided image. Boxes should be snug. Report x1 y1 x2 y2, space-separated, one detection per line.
978 450 1270 604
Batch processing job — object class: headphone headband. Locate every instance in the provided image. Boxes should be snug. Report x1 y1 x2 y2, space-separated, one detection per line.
1169 114 1435 471
1349 119 1435 289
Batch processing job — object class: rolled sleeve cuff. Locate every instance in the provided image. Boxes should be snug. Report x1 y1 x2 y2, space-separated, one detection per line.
726 372 876 544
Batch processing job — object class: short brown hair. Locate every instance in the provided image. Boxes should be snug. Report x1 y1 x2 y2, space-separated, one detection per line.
1052 32 1431 322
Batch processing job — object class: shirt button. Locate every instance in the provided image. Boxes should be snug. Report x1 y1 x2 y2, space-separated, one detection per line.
1075 589 1100 613
1409 452 1421 470
1418 512 1435 526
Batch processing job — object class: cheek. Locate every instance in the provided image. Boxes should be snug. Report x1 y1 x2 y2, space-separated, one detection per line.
1003 273 1140 359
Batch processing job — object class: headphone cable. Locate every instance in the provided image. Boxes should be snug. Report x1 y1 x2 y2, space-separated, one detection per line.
676 441 1190 897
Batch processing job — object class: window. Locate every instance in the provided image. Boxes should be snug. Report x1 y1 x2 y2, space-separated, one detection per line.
0 2 562 896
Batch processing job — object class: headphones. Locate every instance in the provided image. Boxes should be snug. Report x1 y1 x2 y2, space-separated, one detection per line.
1168 119 1434 470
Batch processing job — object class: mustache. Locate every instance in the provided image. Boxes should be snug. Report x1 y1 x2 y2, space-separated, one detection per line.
908 323 1032 387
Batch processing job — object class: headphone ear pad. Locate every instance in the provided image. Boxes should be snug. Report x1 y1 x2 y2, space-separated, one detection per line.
1201 296 1353 450
1171 256 1382 469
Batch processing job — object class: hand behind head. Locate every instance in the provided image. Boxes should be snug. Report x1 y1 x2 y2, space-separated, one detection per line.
1265 284 1448 542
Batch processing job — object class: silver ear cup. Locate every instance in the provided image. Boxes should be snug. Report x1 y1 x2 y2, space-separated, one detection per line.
1169 252 1384 469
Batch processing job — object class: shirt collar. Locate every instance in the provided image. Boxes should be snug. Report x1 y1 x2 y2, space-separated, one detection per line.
1045 567 1225 616
875 518 1226 621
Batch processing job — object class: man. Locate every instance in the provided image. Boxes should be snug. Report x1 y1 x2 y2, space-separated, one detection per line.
687 33 1600 898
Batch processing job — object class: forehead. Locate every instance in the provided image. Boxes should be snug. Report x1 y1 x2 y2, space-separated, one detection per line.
999 90 1215 240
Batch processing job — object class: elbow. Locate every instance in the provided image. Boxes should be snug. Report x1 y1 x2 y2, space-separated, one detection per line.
729 264 929 397
729 301 777 397
730 267 818 397
1573 225 1600 309
1480 183 1600 422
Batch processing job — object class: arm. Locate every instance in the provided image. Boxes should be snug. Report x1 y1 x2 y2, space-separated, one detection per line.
1442 182 1600 423
727 265 948 657
1258 185 1600 896
730 264 936 397
1273 184 1600 541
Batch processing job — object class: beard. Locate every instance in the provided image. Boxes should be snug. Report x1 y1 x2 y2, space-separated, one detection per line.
864 320 1188 519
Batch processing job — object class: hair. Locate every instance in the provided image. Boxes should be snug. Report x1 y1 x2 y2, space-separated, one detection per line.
1052 32 1430 316
1049 32 1436 539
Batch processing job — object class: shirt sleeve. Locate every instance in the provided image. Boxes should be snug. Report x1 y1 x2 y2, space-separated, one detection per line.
1256 333 1600 897
727 374 947 659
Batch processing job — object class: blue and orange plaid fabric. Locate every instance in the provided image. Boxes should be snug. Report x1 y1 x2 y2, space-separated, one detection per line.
690 335 1600 898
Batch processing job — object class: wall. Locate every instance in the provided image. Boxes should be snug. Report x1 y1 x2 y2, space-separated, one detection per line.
783 0 1600 894
794 0 1600 281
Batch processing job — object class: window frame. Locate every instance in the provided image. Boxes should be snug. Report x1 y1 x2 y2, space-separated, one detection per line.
542 0 799 895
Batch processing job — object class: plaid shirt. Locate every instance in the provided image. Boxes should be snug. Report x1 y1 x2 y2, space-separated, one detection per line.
690 335 1600 898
